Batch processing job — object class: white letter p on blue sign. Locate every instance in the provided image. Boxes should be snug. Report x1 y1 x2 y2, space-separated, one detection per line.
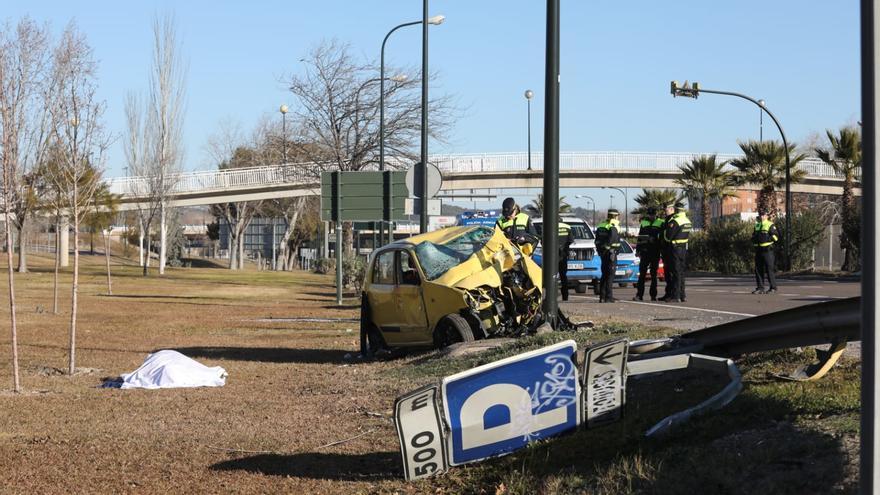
442 340 581 466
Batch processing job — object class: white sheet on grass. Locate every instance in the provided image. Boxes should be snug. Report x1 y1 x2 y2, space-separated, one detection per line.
120 350 227 389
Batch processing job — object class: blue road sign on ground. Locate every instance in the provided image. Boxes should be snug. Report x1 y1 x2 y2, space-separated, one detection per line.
441 340 580 466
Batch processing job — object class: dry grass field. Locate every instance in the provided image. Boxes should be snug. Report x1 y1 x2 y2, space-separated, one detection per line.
0 250 861 494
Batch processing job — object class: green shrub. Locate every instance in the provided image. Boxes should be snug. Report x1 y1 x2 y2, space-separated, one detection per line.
687 219 753 274
342 255 367 292
313 257 334 274
776 210 826 271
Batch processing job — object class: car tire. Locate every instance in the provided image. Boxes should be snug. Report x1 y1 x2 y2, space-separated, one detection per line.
434 314 475 349
575 284 587 294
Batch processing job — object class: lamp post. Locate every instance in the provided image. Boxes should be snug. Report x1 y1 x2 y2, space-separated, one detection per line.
671 81 792 270
380 13 444 240
575 194 596 226
541 0 561 328
279 104 288 163
525 89 534 170
602 186 628 234
758 99 765 142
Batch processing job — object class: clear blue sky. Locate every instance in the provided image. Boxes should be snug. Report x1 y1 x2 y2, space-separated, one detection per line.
5 1 860 211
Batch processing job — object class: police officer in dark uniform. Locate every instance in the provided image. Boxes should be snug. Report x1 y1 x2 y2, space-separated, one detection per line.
659 202 692 303
633 207 664 301
558 217 572 301
752 210 780 294
496 197 537 249
595 209 621 303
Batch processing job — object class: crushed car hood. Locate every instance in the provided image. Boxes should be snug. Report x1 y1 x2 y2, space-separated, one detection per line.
432 227 543 291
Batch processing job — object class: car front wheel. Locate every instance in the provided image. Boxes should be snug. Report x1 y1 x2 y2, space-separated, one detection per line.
433 314 475 349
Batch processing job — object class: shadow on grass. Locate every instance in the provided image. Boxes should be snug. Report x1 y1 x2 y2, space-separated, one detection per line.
175 346 350 364
210 451 399 480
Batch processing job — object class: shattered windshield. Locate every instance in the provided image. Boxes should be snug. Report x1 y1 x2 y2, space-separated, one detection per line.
414 227 496 281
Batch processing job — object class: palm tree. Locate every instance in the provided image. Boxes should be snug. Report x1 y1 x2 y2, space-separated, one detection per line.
729 140 807 217
632 189 684 217
522 194 571 217
675 154 737 229
815 126 861 271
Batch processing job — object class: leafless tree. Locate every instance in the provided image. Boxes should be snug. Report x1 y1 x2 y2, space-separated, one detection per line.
287 40 455 254
287 39 455 176
0 17 51 391
128 14 187 276
205 119 270 269
46 23 110 375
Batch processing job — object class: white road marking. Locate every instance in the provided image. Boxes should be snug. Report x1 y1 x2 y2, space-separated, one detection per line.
568 294 757 317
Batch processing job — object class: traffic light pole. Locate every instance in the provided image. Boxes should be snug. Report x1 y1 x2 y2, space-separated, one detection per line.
541 0 561 328
671 83 793 270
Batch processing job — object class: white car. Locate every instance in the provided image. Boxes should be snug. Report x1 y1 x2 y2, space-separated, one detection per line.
532 216 601 294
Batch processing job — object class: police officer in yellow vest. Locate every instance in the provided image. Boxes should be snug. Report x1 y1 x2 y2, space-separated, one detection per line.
558 218 573 301
634 206 665 301
496 197 537 251
752 210 780 294
595 209 621 303
659 202 691 303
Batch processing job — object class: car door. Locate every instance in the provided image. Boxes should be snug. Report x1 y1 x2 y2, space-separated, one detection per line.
366 250 403 345
395 250 429 343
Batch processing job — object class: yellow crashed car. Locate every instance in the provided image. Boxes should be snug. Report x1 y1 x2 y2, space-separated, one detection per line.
360 225 545 350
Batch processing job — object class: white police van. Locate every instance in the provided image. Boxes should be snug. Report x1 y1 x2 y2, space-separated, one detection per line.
531 216 602 294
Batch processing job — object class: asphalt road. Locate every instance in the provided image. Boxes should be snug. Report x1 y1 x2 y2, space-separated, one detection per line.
560 275 861 332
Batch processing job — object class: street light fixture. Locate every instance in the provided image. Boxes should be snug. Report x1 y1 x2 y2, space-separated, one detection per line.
670 80 792 270
525 89 534 171
279 104 288 163
758 99 765 142
379 12 445 239
602 186 628 234
575 194 596 226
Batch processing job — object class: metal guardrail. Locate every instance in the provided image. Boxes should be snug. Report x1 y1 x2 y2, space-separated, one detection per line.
106 151 846 199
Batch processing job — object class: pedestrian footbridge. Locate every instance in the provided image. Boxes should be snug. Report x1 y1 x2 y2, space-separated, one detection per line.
107 151 857 211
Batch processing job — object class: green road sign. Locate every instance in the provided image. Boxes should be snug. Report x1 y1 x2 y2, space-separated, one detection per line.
320 171 408 222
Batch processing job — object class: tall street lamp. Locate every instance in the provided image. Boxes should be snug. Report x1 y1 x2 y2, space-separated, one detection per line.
758 99 765 142
671 81 792 270
602 186 628 234
419 3 446 233
380 13 444 238
525 89 534 170
279 104 288 163
575 194 596 226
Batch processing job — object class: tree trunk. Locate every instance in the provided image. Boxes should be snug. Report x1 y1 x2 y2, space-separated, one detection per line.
138 220 144 268
89 228 95 255
758 187 774 217
701 195 710 230
238 232 245 270
143 232 151 276
159 202 166 275
5 200 20 392
53 218 60 315
104 230 112 295
840 176 858 271
228 229 237 270
16 219 27 273
68 211 80 375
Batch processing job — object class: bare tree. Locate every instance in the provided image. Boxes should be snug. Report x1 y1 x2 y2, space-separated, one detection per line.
124 92 158 276
46 23 109 375
0 17 51 391
205 119 269 269
287 39 455 175
287 40 455 253
128 14 187 276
